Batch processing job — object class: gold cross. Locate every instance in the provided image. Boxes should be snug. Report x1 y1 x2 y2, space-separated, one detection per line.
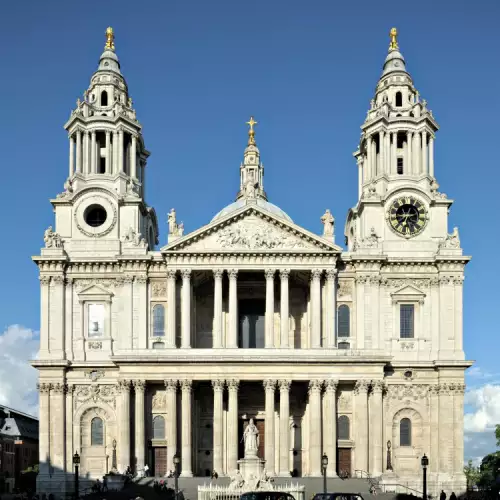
389 27 398 51
246 116 258 131
105 26 115 51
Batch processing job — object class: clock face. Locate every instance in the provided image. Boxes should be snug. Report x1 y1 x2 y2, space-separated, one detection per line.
387 196 428 237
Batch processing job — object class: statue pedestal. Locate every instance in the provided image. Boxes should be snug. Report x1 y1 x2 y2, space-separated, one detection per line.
379 470 399 492
238 455 266 482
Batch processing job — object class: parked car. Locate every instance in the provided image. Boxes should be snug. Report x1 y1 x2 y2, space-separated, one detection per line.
312 494 365 500
240 493 297 500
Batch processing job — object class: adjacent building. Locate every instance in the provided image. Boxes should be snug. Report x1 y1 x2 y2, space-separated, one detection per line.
32 27 471 495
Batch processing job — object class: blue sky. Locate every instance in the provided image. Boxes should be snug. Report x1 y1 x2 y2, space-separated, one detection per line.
0 0 499 460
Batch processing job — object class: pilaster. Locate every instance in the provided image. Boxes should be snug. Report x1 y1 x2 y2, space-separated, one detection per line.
354 379 369 473
181 269 191 348
117 380 131 472
308 379 323 476
278 379 291 476
263 379 276 476
310 270 322 349
180 380 193 477
265 269 275 348
370 380 384 476
166 270 176 348
324 379 338 476
212 379 225 475
165 379 178 473
213 270 224 348
280 270 290 348
227 379 239 474
133 380 146 473
228 269 238 348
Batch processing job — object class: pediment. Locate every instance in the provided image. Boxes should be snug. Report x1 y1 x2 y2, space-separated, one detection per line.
161 205 341 253
391 284 426 303
77 284 113 302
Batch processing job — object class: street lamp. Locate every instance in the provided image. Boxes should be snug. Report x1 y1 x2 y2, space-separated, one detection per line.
421 454 429 500
322 453 329 494
73 451 80 500
173 452 180 500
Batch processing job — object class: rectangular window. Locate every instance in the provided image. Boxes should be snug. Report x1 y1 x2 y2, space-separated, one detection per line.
400 304 414 338
397 157 404 174
88 303 105 337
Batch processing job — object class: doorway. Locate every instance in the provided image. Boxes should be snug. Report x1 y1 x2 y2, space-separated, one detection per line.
337 448 351 477
154 447 167 477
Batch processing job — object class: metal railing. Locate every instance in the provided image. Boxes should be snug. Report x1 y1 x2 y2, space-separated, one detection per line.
198 482 305 500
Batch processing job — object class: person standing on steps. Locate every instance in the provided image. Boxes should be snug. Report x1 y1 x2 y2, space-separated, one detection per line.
440 490 447 500
449 493 457 500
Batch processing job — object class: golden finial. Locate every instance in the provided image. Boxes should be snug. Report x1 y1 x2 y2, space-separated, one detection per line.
389 27 399 51
246 116 258 145
105 27 115 51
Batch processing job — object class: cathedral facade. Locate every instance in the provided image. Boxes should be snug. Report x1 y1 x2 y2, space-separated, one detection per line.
33 27 471 495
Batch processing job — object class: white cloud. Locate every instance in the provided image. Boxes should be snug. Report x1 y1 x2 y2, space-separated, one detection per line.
0 325 39 417
464 384 500 433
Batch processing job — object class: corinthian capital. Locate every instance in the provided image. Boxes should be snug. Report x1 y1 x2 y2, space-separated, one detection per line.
228 269 238 280
181 269 191 280
212 379 225 392
264 269 276 280
311 269 323 281
213 269 224 280
354 379 370 394
279 269 290 280
133 380 146 392
308 379 324 394
166 270 177 280
278 379 291 392
263 379 276 392
227 379 239 392
325 379 338 393
180 379 192 393
164 379 178 392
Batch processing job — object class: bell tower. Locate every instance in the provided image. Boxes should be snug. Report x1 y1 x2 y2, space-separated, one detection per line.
50 27 158 256
345 28 461 257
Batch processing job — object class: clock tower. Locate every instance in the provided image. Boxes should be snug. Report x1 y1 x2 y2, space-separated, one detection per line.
345 28 460 258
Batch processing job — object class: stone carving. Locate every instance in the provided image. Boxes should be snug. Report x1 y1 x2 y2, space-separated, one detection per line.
354 379 370 394
321 209 335 238
180 379 193 392
168 208 184 237
308 379 323 394
122 226 147 247
386 384 430 401
359 227 379 248
151 282 167 297
88 341 103 350
212 379 225 392
363 185 378 199
439 227 460 249
325 379 338 393
430 179 447 199
241 418 259 457
37 383 52 393
337 392 351 412
263 379 276 391
164 379 178 392
227 379 239 392
264 269 275 280
400 341 415 351
279 380 291 392
152 391 166 410
84 369 105 382
244 180 257 199
44 226 63 249
216 221 308 250
73 195 117 238
338 281 352 297
228 468 275 492
74 384 118 409
280 269 290 280
133 380 146 392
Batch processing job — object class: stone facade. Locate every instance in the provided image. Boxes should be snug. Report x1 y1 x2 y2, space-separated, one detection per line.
33 28 471 496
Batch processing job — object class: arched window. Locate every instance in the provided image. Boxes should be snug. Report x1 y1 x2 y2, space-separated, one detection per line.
91 417 104 446
400 418 412 446
101 90 108 107
153 415 165 440
338 305 350 338
395 91 402 107
153 304 165 337
338 415 350 440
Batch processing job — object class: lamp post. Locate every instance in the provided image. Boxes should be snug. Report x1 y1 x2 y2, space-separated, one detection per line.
421 454 429 500
322 453 329 494
173 452 180 500
73 451 80 500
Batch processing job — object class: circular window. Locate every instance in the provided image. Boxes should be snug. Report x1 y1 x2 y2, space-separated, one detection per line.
404 370 413 379
84 205 107 227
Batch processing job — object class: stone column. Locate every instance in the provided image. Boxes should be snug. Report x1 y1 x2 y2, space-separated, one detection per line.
369 137 375 178
263 380 276 476
357 157 363 199
324 380 338 476
310 270 322 348
379 131 385 175
212 379 225 475
413 131 420 174
165 379 178 473
91 131 96 173
37 383 51 475
39 276 50 357
213 270 223 348
280 270 290 348
83 131 89 174
118 129 124 172
181 269 191 348
76 130 82 173
166 270 176 348
133 380 146 473
326 270 337 348
180 380 193 477
265 269 275 348
113 131 118 173
227 380 239 473
50 383 66 475
278 380 291 476
228 269 238 348
118 380 131 472
422 130 428 174
370 380 384 476
69 134 75 177
385 131 391 173
51 276 65 358
365 136 371 181
131 134 137 179
136 276 148 349
391 132 397 174
105 131 111 174
429 385 440 475
354 380 369 473
429 134 435 177
309 380 323 476
407 131 413 175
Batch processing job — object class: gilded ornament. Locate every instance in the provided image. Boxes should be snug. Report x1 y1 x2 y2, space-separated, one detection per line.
105 27 115 51
389 27 399 51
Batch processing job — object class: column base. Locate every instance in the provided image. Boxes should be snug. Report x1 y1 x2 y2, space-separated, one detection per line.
180 471 193 477
278 471 291 477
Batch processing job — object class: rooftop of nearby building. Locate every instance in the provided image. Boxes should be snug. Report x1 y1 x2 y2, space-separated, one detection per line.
0 405 38 441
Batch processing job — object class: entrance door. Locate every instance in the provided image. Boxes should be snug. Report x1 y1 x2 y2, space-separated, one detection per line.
337 448 351 477
154 447 167 477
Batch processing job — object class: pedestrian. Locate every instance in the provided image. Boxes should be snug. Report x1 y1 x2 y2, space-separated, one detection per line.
144 464 149 477
440 490 446 500
449 493 457 500
102 476 108 492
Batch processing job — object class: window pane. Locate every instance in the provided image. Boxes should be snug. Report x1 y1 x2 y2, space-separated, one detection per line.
400 418 411 446
153 415 165 440
338 341 350 350
153 305 165 337
338 305 350 337
400 304 414 338
91 417 104 446
338 415 350 440
88 304 105 337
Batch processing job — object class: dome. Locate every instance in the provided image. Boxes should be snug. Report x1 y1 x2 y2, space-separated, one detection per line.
381 50 407 76
211 198 293 223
